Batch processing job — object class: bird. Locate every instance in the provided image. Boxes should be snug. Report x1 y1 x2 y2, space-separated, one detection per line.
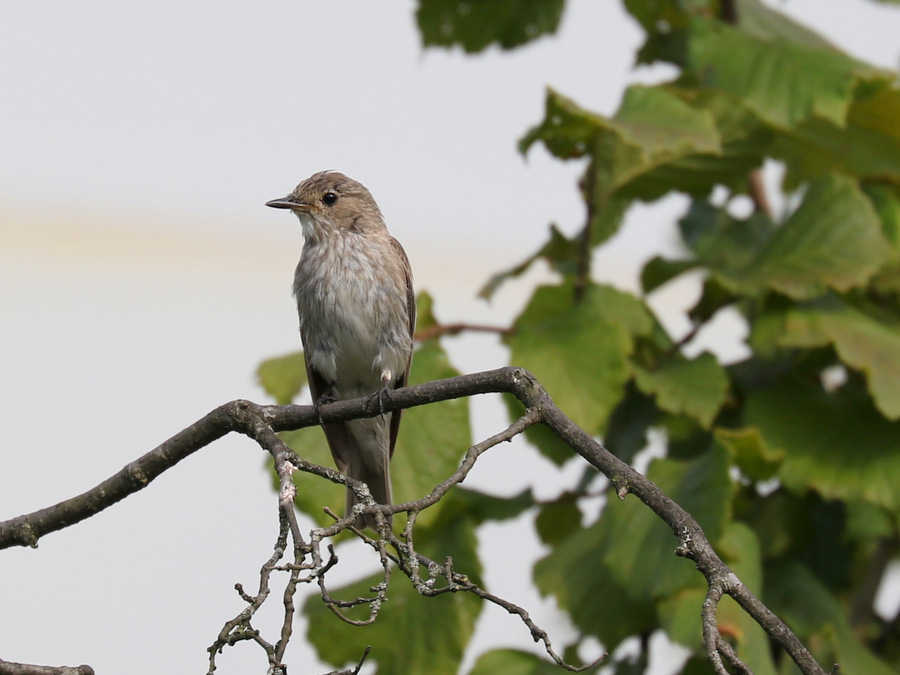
266 171 415 530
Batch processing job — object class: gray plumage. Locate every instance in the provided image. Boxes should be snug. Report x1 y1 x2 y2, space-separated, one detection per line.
267 171 415 529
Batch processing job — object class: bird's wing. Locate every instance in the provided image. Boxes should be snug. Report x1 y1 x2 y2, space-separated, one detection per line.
304 354 357 474
388 236 416 458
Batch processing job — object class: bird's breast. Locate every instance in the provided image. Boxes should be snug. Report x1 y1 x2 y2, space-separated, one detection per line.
293 234 411 392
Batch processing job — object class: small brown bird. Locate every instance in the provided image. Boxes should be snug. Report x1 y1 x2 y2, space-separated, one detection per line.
266 171 415 529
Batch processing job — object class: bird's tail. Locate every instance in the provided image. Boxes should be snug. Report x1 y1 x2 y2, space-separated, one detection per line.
345 417 393 530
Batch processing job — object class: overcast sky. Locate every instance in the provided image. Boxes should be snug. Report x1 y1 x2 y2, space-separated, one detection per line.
2 1 899 673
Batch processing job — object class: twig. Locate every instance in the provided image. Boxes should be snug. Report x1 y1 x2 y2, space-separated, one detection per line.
1 367 827 674
415 322 513 341
0 661 94 675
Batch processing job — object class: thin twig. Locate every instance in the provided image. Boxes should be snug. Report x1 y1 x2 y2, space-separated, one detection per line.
415 322 513 341
1 367 827 675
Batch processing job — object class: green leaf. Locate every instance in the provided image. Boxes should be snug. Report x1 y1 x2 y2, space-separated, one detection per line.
505 282 653 434
534 496 582 546
305 492 482 674
776 296 900 419
600 85 722 192
393 339 471 513
746 378 900 512
633 352 729 428
468 649 582 675
281 426 338 527
640 256 698 294
256 350 307 405
416 0 564 53
439 486 535 525
735 0 849 50
478 224 579 300
603 381 659 463
766 563 897 674
283 337 471 527
687 17 888 129
687 175 891 299
864 184 900 252
715 427 783 482
415 289 439 334
535 446 734 649
519 88 604 159
777 84 900 188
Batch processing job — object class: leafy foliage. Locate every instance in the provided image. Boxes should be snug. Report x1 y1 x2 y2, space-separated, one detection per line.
258 0 900 672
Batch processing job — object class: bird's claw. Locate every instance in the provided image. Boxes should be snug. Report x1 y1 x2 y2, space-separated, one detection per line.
366 387 393 418
313 392 336 425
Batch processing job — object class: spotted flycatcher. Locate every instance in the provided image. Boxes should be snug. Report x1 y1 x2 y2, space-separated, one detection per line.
266 171 415 529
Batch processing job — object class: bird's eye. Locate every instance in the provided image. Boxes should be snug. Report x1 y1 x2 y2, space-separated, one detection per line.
322 192 338 206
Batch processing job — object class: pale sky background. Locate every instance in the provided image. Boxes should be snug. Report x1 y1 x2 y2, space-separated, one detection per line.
2 1 899 673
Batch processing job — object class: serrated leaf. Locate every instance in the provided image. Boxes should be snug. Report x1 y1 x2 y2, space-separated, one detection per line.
256 350 307 405
777 296 900 419
690 175 890 299
777 84 900 188
634 352 729 428
535 446 733 649
746 378 900 512
687 18 888 130
416 0 564 53
505 282 653 434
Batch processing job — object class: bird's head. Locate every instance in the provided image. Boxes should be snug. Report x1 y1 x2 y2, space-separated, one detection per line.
266 170 385 240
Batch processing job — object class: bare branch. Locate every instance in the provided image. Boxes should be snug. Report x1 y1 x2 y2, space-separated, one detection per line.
0 661 94 675
414 322 513 341
1 367 827 674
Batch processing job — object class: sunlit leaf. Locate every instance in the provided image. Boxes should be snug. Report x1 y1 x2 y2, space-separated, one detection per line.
634 352 729 428
687 18 889 129
776 295 900 419
777 85 900 189
505 282 653 434
256 350 307 405
715 426 783 482
746 378 900 511
685 175 891 299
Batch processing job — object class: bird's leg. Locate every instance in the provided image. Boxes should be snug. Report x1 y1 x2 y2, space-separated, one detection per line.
312 384 336 426
366 370 395 418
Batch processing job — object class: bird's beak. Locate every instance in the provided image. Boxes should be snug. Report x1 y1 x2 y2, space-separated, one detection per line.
265 197 309 211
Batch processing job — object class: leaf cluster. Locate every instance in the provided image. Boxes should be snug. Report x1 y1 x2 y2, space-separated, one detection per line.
257 1 900 672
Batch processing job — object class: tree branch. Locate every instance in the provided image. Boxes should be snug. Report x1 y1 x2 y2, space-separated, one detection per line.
0 367 827 674
0 661 93 675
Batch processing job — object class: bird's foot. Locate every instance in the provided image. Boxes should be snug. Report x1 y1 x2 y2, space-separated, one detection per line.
366 387 393 418
312 391 336 425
